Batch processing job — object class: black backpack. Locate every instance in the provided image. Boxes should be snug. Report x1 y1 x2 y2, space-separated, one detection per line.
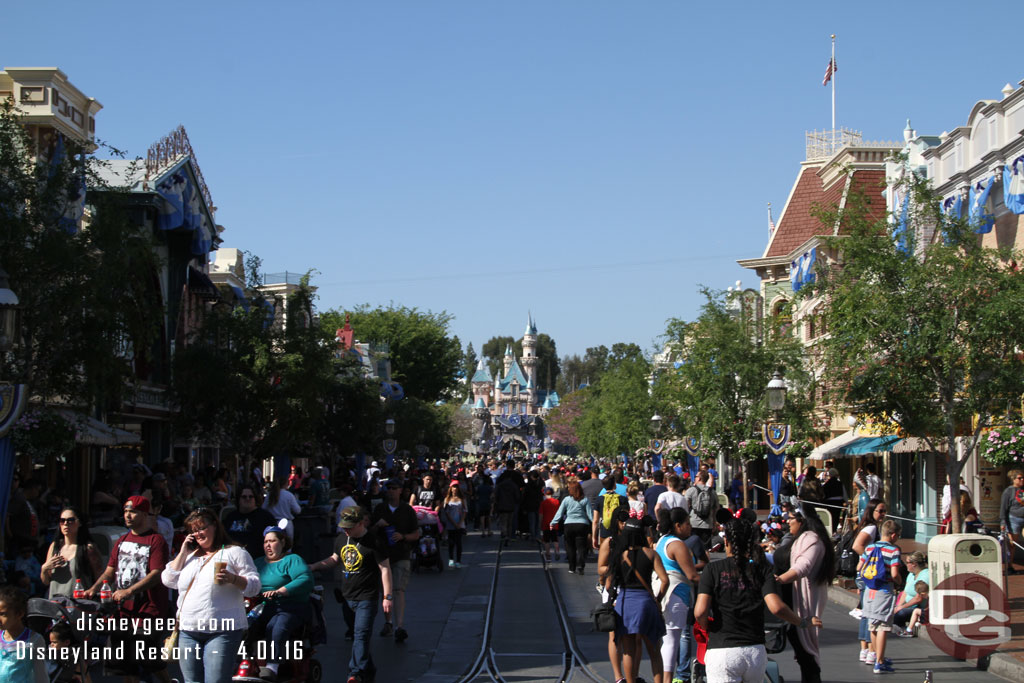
834 528 860 577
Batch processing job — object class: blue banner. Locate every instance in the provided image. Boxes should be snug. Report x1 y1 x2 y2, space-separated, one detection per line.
1005 155 1024 215
651 454 662 470
686 454 700 483
768 452 784 516
970 176 996 234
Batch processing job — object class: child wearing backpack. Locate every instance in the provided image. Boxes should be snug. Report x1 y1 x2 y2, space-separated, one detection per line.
857 519 902 674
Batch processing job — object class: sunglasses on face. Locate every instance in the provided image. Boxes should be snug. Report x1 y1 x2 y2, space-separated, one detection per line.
59 517 77 524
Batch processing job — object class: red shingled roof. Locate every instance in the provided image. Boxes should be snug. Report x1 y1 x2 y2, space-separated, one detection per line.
836 170 887 234
766 167 887 258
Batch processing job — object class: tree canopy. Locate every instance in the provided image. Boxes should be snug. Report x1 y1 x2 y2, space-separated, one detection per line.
808 175 1024 531
572 343 654 456
320 304 463 402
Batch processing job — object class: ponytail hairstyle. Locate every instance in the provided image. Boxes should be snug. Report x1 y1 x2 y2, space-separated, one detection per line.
723 518 765 590
269 479 282 507
609 518 648 587
657 507 690 536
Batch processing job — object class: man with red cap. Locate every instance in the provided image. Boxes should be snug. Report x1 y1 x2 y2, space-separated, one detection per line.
87 495 171 682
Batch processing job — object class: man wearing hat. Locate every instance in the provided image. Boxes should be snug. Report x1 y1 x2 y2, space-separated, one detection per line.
87 495 171 683
312 506 392 683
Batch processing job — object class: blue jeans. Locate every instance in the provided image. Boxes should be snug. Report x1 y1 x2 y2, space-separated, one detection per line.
856 577 869 643
675 624 694 680
346 598 379 678
255 600 311 663
178 629 245 683
527 510 540 539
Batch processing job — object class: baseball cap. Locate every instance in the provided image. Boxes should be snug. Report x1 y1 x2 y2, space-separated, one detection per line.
339 506 365 529
384 479 401 489
124 495 151 514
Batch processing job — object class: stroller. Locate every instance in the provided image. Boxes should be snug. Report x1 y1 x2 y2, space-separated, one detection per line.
26 596 108 682
411 505 444 573
232 586 327 683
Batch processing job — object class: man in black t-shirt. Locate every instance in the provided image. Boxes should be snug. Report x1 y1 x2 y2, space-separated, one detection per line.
313 506 392 683
410 473 440 509
371 480 420 643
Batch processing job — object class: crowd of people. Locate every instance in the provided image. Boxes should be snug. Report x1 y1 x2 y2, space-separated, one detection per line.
1 453 1021 683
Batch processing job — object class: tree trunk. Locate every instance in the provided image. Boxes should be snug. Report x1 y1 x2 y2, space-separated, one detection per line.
947 441 962 535
742 460 749 509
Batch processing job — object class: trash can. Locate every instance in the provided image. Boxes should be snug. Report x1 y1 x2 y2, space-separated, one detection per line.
927 533 1003 625
928 533 1003 585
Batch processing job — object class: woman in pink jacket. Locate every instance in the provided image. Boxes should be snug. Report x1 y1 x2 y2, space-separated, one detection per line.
775 511 835 683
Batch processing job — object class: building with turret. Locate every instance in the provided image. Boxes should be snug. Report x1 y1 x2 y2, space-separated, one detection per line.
467 315 559 453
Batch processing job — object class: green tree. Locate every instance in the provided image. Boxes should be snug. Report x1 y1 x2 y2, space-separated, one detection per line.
557 345 610 395
659 288 814 506
460 342 479 400
320 305 463 402
809 176 1024 532
0 101 163 415
481 335 516 379
574 344 655 457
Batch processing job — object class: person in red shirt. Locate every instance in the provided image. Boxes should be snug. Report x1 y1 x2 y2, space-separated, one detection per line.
540 487 561 562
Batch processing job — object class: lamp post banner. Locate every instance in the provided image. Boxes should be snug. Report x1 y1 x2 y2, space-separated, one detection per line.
683 437 702 455
0 382 29 438
383 439 397 455
762 423 791 455
649 439 664 453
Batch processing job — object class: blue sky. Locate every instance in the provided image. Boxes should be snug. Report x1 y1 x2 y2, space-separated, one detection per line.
5 1 1021 358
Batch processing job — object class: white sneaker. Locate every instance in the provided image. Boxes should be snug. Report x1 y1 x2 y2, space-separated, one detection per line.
448 559 455 568
859 649 869 663
849 608 863 619
864 651 877 665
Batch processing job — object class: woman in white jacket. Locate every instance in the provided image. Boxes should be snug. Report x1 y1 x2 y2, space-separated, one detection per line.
162 509 261 683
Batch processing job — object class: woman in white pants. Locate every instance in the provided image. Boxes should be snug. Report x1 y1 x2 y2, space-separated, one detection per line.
654 508 701 682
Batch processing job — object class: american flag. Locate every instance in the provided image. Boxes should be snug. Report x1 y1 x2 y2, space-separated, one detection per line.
822 58 837 86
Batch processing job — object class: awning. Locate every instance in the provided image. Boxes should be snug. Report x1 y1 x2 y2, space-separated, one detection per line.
55 409 142 447
892 436 942 453
809 429 859 459
187 266 219 300
840 435 902 455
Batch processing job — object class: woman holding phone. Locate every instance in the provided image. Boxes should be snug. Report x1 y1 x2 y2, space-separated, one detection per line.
162 509 261 683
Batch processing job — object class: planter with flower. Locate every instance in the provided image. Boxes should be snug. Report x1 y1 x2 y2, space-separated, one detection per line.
737 439 767 462
979 424 1024 466
785 440 814 459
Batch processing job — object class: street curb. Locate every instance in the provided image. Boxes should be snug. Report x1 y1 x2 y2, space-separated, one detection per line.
827 585 1023 683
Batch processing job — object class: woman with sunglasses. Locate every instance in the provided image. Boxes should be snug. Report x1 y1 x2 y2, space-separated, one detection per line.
774 511 835 683
162 509 261 683
850 498 887 665
41 506 104 599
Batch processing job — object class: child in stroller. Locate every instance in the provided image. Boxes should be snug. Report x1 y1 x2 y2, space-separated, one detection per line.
4 587 53 682
411 505 443 573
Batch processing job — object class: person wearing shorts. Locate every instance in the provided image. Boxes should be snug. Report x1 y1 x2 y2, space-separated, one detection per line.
371 480 419 643
858 520 902 674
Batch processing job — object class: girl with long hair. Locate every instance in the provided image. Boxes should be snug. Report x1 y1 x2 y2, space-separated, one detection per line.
695 519 818 683
552 480 594 575
41 506 104 599
263 477 301 538
440 480 468 568
851 498 887 662
655 508 700 683
606 519 668 683
775 511 835 683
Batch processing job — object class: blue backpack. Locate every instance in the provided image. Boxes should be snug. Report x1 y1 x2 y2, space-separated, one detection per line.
859 543 889 590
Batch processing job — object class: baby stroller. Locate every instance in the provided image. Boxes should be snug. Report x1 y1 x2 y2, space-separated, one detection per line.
411 505 443 573
26 596 107 682
232 586 327 683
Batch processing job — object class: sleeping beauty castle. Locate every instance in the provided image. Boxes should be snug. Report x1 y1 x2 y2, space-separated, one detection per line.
467 314 559 453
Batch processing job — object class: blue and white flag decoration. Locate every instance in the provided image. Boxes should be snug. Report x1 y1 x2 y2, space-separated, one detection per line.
969 176 996 234
1004 155 1024 215
893 189 910 254
942 194 963 218
790 248 817 292
155 166 214 255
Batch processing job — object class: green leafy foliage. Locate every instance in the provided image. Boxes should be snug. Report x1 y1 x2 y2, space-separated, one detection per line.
0 101 163 411
808 173 1024 529
320 305 463 402
573 343 655 456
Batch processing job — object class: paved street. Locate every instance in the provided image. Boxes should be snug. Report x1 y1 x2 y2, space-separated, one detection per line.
87 531 1008 682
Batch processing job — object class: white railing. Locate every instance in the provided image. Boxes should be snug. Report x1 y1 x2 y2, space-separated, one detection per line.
805 128 902 161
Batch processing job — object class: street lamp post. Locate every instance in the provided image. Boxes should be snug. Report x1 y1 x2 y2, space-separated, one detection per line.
383 417 397 471
0 263 27 557
762 369 791 514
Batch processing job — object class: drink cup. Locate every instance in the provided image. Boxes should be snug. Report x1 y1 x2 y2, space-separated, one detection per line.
385 525 396 546
214 561 228 583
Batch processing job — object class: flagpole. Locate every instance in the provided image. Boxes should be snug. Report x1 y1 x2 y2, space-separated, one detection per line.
831 34 836 131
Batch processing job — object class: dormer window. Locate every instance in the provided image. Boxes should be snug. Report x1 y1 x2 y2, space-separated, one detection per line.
512 381 519 398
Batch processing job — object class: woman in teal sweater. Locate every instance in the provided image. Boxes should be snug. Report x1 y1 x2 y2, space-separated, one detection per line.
252 526 314 681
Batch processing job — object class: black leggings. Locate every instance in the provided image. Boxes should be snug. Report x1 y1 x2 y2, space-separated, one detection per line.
448 529 464 562
563 523 590 572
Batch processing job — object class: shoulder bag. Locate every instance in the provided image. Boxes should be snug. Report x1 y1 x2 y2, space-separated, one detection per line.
163 552 216 660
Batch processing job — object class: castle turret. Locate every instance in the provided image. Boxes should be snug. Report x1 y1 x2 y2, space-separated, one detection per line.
522 313 538 389
503 343 514 375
